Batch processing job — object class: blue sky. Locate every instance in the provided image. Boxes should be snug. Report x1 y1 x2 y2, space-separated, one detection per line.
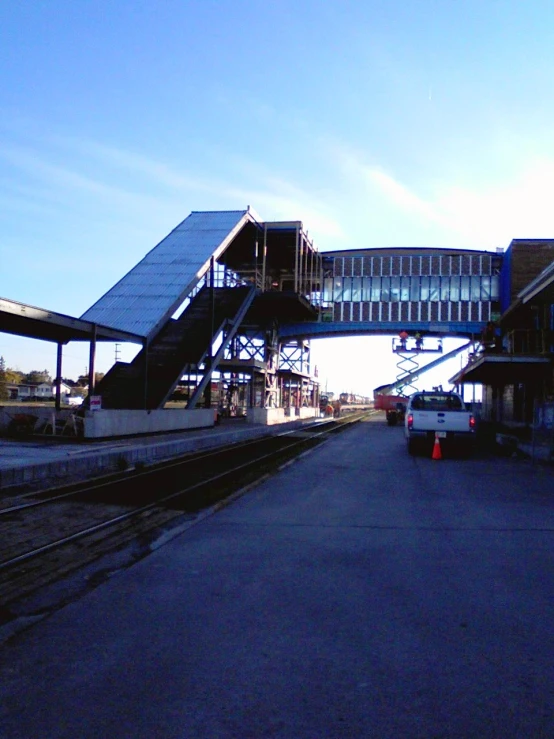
1 0 554 394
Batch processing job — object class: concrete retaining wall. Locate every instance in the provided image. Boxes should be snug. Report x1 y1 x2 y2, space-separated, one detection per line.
248 408 318 425
83 408 216 438
0 406 74 433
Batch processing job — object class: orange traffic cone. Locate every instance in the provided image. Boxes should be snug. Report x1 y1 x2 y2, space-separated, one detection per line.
432 433 442 460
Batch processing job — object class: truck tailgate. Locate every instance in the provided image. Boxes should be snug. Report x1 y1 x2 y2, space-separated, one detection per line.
411 411 472 432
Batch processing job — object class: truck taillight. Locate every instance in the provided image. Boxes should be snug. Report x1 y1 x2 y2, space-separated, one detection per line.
469 415 476 430
407 413 413 429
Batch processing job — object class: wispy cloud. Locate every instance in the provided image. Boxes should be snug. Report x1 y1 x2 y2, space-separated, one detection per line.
364 168 441 223
0 132 345 253
321 136 554 248
323 138 442 224
0 143 180 212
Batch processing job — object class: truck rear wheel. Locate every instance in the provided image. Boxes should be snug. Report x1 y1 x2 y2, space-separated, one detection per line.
408 438 417 455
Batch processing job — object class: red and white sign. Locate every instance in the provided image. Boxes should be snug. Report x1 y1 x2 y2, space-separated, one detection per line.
89 395 102 411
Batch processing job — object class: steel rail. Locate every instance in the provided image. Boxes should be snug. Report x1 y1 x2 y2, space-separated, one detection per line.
0 418 344 515
0 413 367 573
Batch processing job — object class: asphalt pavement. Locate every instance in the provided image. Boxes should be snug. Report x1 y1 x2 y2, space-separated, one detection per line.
1 416 553 738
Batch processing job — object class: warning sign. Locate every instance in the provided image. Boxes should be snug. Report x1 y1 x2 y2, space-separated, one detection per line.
89 395 102 411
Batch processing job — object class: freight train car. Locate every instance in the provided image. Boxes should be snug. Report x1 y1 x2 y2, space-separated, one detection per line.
373 392 408 426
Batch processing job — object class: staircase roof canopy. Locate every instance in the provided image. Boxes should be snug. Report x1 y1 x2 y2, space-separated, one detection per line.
81 210 255 339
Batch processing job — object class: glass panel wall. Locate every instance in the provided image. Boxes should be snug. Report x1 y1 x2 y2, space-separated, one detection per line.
410 278 420 301
400 277 410 301
450 276 460 301
326 274 497 306
370 277 381 301
342 277 353 301
390 277 400 302
420 276 430 301
491 275 500 300
351 277 361 302
480 275 491 300
429 277 440 301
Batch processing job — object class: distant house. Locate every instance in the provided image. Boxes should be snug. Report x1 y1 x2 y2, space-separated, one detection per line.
6 382 75 401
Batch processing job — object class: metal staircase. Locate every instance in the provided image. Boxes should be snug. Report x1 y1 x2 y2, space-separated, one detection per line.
92 286 256 409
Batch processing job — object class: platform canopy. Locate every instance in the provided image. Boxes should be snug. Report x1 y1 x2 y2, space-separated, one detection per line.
450 353 552 385
0 296 144 344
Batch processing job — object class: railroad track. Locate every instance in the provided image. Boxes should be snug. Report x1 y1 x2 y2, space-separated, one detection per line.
0 413 369 621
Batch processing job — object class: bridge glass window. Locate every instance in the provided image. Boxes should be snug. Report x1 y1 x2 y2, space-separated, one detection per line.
370 277 381 302
440 277 450 301
390 277 400 302
361 277 371 301
333 278 343 302
351 277 362 302
420 276 430 301
480 275 491 300
381 277 390 301
323 278 333 303
410 278 420 301
471 276 481 301
450 276 460 301
342 277 353 301
429 276 440 301
460 276 470 301
491 275 500 300
400 277 410 301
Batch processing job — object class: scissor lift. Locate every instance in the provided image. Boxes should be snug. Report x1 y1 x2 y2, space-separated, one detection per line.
392 335 445 397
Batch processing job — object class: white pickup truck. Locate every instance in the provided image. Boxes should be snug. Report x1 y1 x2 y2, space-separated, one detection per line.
405 391 476 456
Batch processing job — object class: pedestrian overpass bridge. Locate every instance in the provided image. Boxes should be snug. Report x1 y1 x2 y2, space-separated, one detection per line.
2 209 504 414
280 245 501 341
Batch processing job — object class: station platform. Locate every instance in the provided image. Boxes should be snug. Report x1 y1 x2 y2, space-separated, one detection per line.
0 415 320 493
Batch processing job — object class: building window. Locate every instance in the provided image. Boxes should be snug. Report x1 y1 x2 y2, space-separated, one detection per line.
400 277 410 301
342 277 353 301
351 277 361 302
429 277 440 302
440 277 450 301
480 275 491 300
450 276 460 301
420 276 430 301
490 275 499 300
370 277 381 302
471 276 481 301
390 277 400 302
323 278 333 302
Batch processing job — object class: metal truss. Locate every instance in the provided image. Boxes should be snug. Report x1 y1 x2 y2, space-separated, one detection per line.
279 339 311 374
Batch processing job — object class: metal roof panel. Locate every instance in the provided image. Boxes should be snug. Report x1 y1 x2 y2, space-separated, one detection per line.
81 210 251 338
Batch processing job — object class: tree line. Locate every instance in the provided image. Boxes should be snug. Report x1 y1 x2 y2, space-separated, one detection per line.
0 356 104 401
